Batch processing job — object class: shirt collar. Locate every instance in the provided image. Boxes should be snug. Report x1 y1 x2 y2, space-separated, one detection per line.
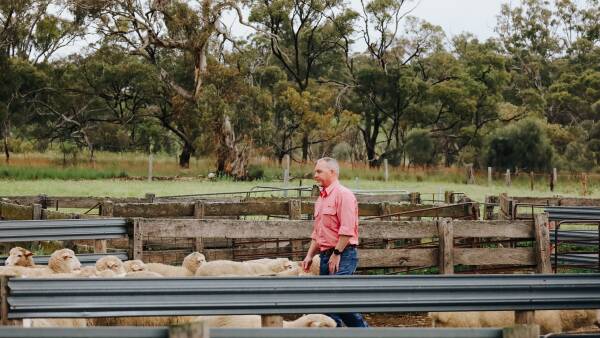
320 180 339 198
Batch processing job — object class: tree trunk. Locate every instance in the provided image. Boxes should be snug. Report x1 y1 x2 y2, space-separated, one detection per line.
217 115 247 180
301 133 309 162
2 120 9 164
179 142 194 168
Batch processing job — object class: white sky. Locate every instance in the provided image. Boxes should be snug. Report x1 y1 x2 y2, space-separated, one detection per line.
57 0 510 58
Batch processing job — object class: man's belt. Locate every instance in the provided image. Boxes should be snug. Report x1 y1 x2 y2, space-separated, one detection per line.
320 244 357 256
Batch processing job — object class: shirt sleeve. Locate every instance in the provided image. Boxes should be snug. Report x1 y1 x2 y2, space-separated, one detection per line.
311 222 317 240
338 191 357 236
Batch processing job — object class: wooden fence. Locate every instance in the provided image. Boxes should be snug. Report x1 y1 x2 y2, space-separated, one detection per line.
130 216 550 273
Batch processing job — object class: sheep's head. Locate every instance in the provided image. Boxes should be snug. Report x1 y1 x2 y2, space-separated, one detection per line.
5 247 34 267
269 258 294 273
290 314 337 328
123 260 147 272
48 249 81 273
96 256 126 276
182 252 206 273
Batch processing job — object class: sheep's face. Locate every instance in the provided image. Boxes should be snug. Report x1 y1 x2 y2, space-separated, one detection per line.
183 252 206 273
96 256 126 275
271 258 294 273
5 247 34 266
300 314 337 328
49 249 81 273
123 260 146 272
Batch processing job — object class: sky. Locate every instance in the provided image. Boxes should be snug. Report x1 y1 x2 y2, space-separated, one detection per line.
57 0 510 58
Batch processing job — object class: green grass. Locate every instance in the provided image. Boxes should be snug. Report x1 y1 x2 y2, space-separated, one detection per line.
0 165 128 180
0 178 597 202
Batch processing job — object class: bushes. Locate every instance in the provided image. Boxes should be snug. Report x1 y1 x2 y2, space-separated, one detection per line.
405 129 434 166
0 166 128 180
483 119 554 171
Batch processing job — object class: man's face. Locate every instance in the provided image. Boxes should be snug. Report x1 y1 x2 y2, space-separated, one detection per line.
314 161 337 187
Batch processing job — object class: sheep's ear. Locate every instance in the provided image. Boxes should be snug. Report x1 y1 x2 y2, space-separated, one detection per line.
24 251 33 257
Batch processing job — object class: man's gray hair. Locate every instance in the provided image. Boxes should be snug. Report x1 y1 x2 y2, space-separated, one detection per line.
317 157 340 175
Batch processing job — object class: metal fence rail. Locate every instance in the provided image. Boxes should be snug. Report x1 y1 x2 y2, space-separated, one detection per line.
0 327 506 338
0 252 129 266
0 327 595 338
210 328 503 338
0 218 128 241
545 206 600 221
6 274 600 318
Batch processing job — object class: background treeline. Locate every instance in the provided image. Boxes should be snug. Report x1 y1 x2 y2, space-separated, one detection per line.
0 0 599 179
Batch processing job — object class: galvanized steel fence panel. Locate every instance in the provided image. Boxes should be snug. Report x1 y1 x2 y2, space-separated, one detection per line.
0 219 128 241
6 274 600 318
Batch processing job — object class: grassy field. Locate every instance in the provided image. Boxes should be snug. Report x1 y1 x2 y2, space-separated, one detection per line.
0 178 597 202
1 151 599 201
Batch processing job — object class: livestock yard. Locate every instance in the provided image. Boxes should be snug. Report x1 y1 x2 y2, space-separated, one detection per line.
1 188 600 338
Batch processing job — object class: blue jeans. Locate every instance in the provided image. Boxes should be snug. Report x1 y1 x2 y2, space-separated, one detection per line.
319 247 369 328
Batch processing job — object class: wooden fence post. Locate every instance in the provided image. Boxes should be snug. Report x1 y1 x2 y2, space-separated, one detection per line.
261 315 284 327
466 164 475 184
96 200 114 254
437 219 454 275
148 153 153 182
32 204 42 220
383 158 389 182
444 191 454 204
379 202 394 248
409 192 421 205
534 213 552 274
529 171 534 191
283 154 290 197
145 193 156 203
193 201 205 253
551 168 557 191
289 200 303 260
1 275 9 325
169 321 209 338
488 167 492 186
128 218 143 261
505 169 511 186
503 324 539 338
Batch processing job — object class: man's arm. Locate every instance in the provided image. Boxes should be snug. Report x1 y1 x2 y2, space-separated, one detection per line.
302 240 319 272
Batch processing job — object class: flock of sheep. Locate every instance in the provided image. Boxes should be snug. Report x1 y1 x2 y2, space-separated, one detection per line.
1 246 599 334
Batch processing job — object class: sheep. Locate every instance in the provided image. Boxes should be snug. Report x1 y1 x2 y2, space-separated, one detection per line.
274 255 321 276
429 310 599 334
4 247 36 267
95 256 126 277
125 270 164 278
23 318 88 328
178 314 337 328
3 249 82 277
195 257 294 277
123 259 147 273
96 314 336 328
145 252 206 277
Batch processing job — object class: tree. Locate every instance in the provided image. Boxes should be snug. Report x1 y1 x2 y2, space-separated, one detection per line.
404 128 433 166
249 0 357 161
483 118 554 171
69 0 257 175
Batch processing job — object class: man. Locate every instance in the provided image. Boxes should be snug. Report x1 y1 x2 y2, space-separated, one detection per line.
301 157 369 328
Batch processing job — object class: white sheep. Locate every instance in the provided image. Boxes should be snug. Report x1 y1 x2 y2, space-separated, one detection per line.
429 310 599 334
96 314 336 328
145 252 206 277
178 314 337 328
95 256 126 277
123 259 147 273
195 257 294 277
2 249 82 277
125 270 164 278
4 247 36 267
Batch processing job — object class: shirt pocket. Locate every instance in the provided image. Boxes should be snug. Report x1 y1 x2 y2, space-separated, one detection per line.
322 206 337 216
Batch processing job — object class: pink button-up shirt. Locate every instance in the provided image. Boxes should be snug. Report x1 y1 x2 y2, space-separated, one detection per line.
311 180 359 251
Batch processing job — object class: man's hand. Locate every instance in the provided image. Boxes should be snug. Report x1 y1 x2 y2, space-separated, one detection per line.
328 254 341 274
301 255 313 272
